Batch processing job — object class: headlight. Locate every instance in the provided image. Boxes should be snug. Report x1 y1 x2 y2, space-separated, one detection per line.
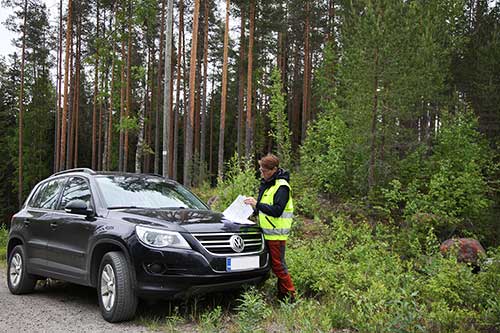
135 225 191 249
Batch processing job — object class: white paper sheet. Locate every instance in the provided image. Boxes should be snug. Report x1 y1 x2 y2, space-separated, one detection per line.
223 195 255 225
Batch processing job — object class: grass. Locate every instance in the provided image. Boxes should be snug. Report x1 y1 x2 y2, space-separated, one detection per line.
0 224 8 268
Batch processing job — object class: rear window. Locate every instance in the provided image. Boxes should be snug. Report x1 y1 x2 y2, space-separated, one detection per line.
38 178 66 210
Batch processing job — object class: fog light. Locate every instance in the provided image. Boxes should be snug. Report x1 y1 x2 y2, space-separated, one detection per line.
146 262 166 274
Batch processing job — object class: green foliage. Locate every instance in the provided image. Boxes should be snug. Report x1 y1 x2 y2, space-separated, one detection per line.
198 306 223 333
381 110 496 240
267 68 292 170
0 224 8 263
116 115 140 134
282 217 500 331
235 288 271 333
298 109 350 202
212 154 259 212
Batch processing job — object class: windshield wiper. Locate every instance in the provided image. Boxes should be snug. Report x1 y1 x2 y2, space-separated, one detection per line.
156 206 188 210
108 206 148 210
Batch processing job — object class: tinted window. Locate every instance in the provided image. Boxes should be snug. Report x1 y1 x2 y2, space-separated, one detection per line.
59 177 92 210
95 176 207 210
29 182 48 208
38 178 66 210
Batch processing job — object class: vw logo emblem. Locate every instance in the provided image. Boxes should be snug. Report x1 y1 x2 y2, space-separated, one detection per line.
229 235 245 253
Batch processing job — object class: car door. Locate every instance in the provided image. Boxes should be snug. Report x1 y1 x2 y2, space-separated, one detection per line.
24 181 51 269
23 177 67 271
47 176 95 281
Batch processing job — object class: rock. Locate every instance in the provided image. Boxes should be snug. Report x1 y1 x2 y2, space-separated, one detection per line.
440 238 486 264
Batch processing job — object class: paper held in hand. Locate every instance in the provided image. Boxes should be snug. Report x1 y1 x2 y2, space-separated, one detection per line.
223 195 255 225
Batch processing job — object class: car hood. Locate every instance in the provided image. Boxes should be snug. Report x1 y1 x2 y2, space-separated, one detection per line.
108 208 260 234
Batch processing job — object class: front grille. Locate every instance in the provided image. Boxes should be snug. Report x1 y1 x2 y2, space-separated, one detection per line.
192 232 264 256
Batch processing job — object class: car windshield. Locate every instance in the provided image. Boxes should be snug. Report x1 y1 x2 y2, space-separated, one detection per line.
95 176 207 210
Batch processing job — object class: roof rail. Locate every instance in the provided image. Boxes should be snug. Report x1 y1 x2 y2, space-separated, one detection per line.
52 168 96 176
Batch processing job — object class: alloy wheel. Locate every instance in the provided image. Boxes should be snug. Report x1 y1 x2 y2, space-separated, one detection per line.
100 264 116 311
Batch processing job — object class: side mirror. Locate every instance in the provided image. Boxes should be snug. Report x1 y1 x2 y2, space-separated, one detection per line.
65 199 93 216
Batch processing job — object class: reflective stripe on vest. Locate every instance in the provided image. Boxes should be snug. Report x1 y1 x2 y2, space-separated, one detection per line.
258 178 294 241
262 228 291 236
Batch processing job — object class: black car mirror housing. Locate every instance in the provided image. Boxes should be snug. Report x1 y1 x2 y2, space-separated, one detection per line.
65 199 93 217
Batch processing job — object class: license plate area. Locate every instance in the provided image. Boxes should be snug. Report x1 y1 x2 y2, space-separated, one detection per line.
226 256 259 272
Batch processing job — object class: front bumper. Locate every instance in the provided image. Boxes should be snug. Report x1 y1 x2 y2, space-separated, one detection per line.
129 239 270 299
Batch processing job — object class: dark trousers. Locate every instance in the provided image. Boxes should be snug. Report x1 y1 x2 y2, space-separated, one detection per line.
267 240 295 297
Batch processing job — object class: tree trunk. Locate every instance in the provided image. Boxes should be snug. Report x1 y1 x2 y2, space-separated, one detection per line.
237 7 245 159
55 0 63 172
60 0 73 171
92 1 100 170
106 42 117 171
67 27 75 170
125 1 132 172
18 0 28 206
173 0 184 181
368 48 379 193
155 0 166 174
184 0 201 186
163 0 174 177
200 0 209 184
245 0 255 160
218 0 230 179
301 0 310 143
209 78 215 178
73 12 81 168
119 36 126 171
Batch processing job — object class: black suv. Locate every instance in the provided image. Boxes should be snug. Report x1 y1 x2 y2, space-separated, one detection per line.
6 168 269 322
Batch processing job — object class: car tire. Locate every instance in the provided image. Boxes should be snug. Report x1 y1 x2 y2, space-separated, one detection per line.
98 251 138 322
7 245 37 294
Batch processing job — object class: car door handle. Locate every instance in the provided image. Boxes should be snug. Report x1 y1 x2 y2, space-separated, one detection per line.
50 222 58 229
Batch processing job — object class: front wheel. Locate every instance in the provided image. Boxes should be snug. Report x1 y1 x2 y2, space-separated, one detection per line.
98 251 138 322
7 245 37 294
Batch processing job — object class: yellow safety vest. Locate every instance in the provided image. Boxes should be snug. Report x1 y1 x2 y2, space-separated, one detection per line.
258 179 294 241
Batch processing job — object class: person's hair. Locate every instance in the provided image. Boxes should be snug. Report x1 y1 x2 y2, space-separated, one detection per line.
259 153 279 170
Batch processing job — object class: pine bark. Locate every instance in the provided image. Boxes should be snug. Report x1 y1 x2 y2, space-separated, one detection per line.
18 0 28 206
55 0 63 172
301 0 310 143
73 12 81 168
173 0 185 181
92 1 100 170
184 0 201 186
105 42 117 171
155 0 166 174
119 37 126 171
237 7 245 158
163 0 174 177
218 0 230 179
125 2 132 172
60 0 73 171
200 0 209 183
245 0 255 160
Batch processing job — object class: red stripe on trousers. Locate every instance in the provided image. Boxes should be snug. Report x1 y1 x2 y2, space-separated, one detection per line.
267 240 295 296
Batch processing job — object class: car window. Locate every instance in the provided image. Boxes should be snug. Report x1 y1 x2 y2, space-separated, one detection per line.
59 177 92 210
95 176 207 210
29 182 48 208
38 178 66 210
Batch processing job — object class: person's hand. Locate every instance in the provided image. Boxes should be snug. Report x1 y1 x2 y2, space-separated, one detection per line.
244 197 257 207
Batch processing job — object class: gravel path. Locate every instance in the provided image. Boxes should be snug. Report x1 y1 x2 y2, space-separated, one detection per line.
0 267 151 333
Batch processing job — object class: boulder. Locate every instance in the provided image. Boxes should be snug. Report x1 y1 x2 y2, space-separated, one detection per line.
440 238 486 264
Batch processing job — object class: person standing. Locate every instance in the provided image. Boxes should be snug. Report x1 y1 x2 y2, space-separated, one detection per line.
244 153 295 301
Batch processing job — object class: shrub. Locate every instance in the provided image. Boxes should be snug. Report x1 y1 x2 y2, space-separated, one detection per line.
0 224 8 263
211 154 259 213
235 288 271 333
